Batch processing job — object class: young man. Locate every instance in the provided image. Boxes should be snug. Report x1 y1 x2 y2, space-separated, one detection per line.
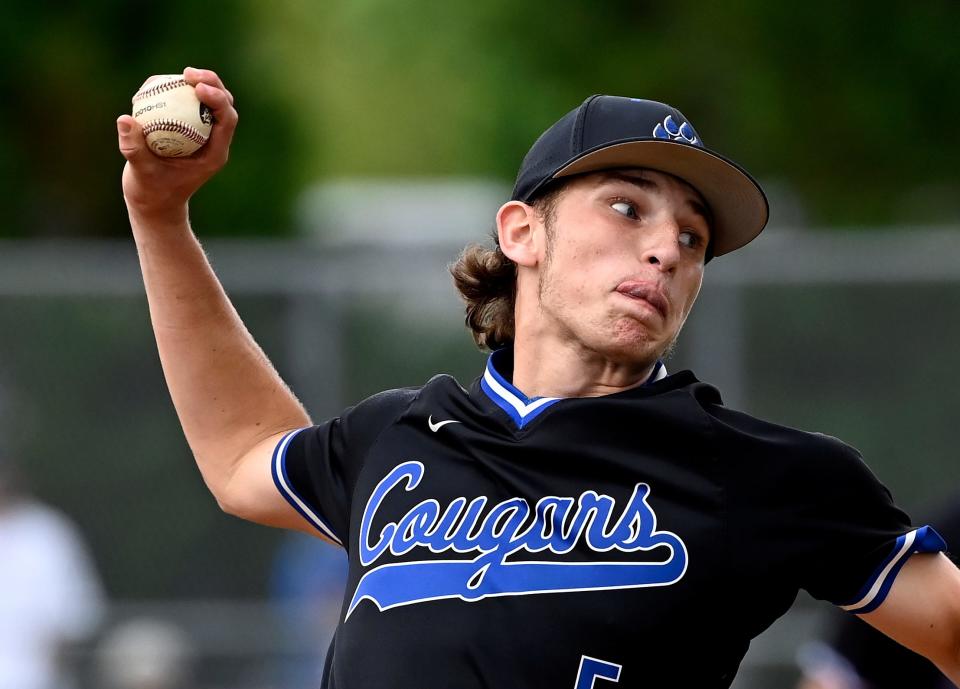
117 68 960 688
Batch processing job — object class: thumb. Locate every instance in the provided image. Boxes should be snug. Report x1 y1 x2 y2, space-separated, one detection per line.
116 115 150 162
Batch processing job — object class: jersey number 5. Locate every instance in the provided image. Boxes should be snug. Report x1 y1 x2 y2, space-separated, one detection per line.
574 655 622 689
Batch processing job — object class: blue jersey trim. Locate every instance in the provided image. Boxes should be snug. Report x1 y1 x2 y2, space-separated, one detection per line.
484 349 541 405
648 360 665 382
480 349 666 429
271 428 343 545
481 351 562 429
839 525 946 614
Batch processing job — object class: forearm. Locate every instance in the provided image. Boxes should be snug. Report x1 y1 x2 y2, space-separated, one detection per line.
935 653 960 687
129 207 310 496
861 552 960 688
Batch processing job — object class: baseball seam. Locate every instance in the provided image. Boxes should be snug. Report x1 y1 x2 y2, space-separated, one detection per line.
142 119 208 146
133 78 189 102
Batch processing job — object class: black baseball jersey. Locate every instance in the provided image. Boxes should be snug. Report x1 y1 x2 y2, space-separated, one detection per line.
272 348 946 689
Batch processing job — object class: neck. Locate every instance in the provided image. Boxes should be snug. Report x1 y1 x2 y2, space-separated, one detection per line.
510 331 659 399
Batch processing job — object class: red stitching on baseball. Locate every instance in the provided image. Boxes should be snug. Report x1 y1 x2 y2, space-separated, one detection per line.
142 119 208 146
132 78 190 102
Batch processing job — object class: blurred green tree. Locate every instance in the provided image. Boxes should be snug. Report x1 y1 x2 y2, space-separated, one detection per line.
0 1 958 238
252 0 960 228
0 1 302 238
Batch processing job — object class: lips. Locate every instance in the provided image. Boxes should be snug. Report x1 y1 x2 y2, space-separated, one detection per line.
615 281 668 319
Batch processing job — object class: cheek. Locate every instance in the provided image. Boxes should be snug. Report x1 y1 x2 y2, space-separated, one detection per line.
569 256 619 306
676 272 704 320
564 237 625 280
546 241 601 299
544 218 638 307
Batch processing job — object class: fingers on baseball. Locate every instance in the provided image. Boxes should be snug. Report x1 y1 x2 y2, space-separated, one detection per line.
181 94 234 165
201 121 235 167
193 82 231 110
116 115 149 162
183 67 234 104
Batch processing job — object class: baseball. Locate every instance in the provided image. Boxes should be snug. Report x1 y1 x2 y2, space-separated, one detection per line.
131 75 213 157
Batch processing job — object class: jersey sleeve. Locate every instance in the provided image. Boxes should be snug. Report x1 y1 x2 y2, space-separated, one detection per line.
712 398 950 617
271 388 418 547
787 438 947 613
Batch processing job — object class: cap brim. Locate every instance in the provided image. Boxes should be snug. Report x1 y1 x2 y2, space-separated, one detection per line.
552 139 769 257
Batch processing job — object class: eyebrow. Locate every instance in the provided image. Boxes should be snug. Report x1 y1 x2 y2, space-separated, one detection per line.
596 170 714 231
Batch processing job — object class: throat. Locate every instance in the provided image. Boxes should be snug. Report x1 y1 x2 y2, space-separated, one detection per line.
504 345 663 399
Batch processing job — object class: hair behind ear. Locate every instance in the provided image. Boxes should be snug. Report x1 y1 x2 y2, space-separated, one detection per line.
450 183 567 351
449 237 517 351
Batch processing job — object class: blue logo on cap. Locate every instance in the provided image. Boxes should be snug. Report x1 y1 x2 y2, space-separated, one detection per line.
653 115 698 145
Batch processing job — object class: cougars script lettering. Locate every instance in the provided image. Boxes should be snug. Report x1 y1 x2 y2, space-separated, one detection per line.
346 462 688 618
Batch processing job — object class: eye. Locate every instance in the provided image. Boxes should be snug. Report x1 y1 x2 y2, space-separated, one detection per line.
679 229 705 249
611 200 637 219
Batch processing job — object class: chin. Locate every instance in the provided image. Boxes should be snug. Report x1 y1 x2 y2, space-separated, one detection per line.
590 319 666 365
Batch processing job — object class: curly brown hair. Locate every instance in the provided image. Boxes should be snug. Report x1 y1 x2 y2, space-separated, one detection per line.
449 185 565 351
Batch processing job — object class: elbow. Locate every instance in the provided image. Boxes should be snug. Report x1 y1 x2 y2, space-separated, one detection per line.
210 462 269 523
195 449 252 519
212 477 251 519
200 465 247 519
214 492 241 517
194 432 292 526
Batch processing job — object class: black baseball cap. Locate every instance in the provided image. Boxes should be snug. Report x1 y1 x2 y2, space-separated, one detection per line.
510 95 769 257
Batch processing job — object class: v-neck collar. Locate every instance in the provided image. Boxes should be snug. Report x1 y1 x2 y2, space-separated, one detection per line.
477 348 668 430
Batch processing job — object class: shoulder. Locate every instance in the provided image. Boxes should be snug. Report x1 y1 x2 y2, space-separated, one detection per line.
341 374 466 430
347 374 462 413
710 405 897 518
635 374 858 467
703 398 866 473
345 386 421 422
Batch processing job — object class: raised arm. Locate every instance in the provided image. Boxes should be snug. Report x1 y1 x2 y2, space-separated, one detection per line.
860 552 960 685
117 67 319 536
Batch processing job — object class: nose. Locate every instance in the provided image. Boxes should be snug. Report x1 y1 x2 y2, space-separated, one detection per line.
640 220 682 272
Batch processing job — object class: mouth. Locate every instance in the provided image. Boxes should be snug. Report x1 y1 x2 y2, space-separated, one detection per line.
615 281 668 319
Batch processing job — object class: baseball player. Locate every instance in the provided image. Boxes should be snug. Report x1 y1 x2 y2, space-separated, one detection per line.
116 68 960 688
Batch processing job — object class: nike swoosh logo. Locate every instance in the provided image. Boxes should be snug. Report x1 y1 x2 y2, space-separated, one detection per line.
428 415 462 433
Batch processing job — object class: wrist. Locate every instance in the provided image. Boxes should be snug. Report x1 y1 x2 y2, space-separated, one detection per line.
125 200 190 229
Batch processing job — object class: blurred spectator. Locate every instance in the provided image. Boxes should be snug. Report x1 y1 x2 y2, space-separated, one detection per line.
95 618 193 689
796 492 960 689
268 532 348 689
0 451 105 689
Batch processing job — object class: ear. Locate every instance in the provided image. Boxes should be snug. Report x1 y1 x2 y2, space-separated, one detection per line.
496 201 541 268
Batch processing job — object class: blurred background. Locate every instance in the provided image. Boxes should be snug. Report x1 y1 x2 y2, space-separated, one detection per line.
1 2 958 688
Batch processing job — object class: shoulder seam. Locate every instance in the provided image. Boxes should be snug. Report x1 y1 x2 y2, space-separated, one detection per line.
350 386 423 488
